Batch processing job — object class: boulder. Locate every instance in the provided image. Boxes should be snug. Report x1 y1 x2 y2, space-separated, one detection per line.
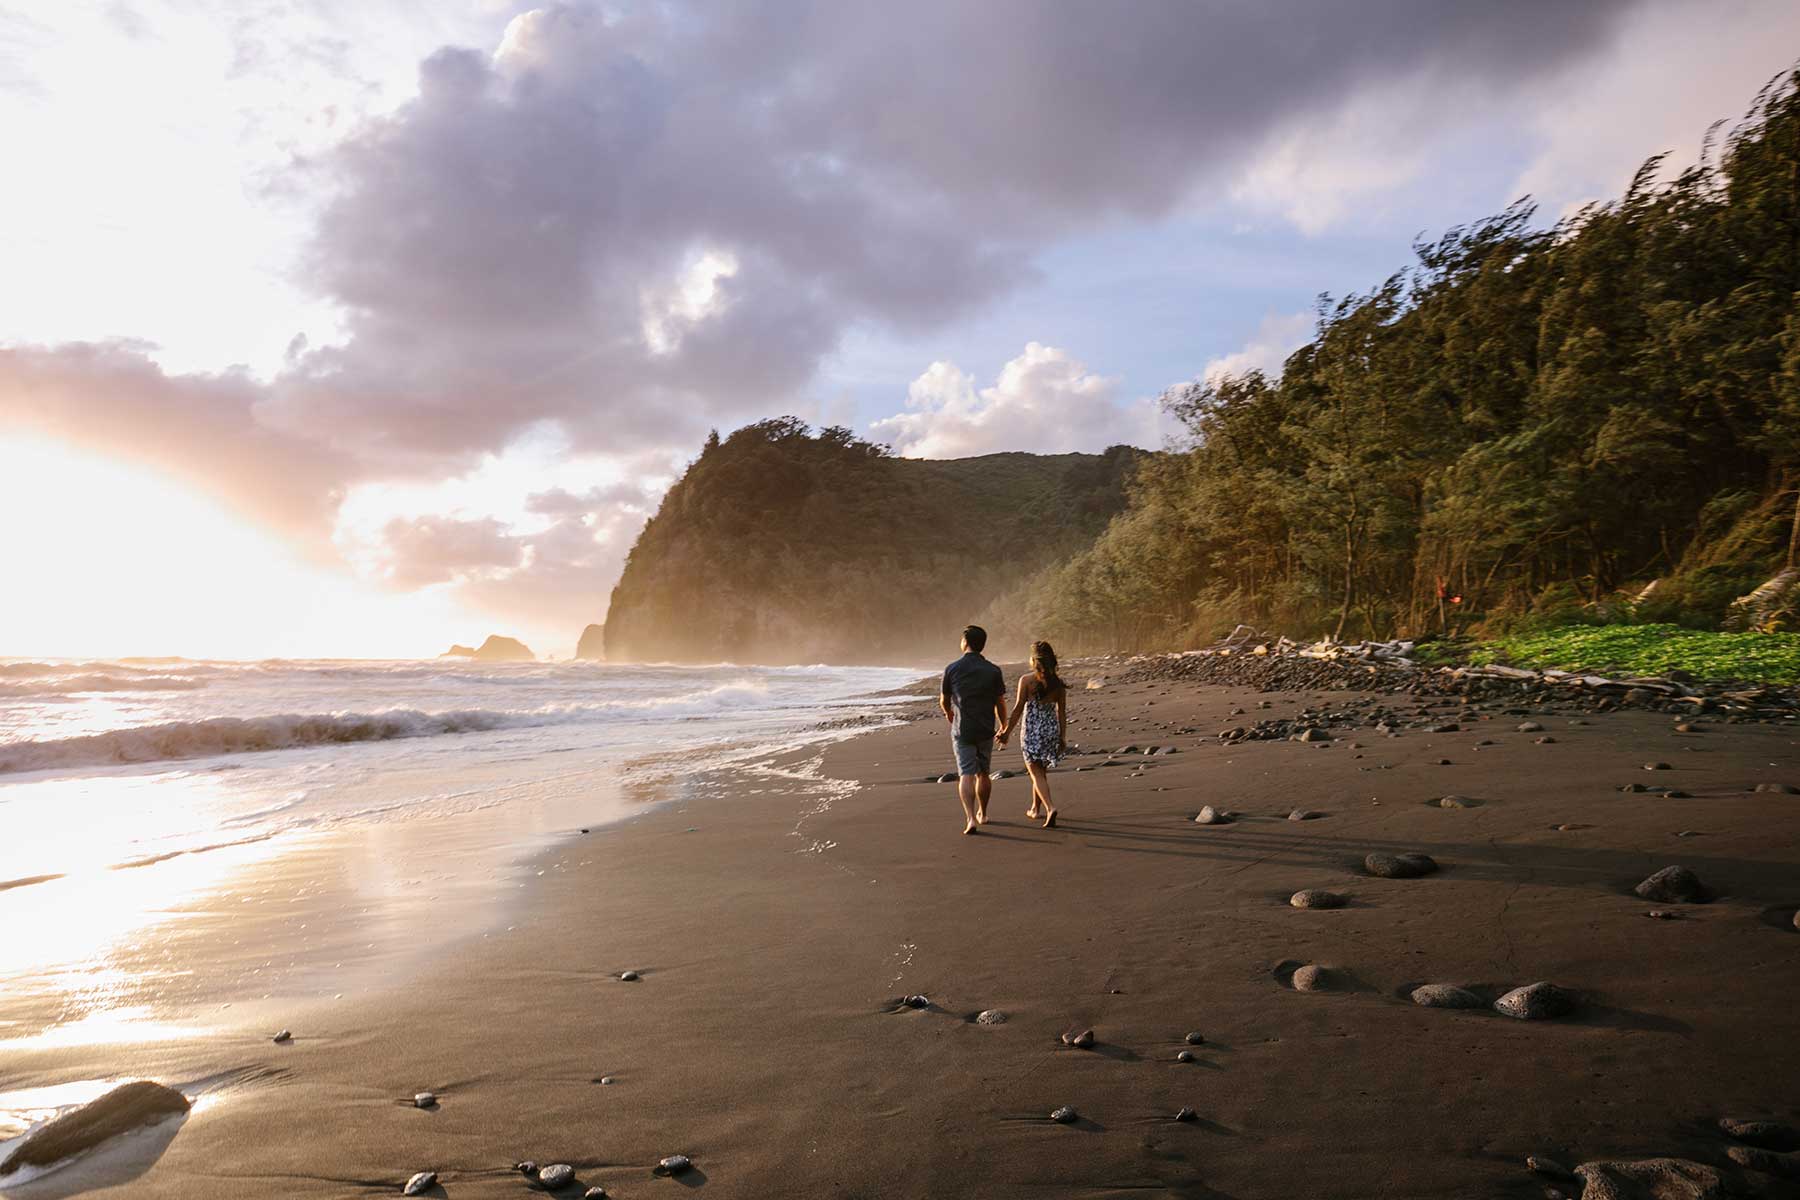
1290 889 1347 909
1409 984 1485 1009
0 1081 190 1176
1493 982 1574 1020
1633 865 1710 903
1194 805 1234 825
1573 1157 1735 1199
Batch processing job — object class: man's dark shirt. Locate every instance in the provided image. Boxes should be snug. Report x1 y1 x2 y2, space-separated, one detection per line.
942 652 1005 743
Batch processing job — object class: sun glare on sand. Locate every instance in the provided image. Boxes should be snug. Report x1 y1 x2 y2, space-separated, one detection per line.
0 437 469 660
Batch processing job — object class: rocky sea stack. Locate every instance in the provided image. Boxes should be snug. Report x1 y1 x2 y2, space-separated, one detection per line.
442 635 535 662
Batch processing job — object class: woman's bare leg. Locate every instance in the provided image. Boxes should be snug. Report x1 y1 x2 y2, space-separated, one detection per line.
1025 762 1056 828
1025 769 1045 817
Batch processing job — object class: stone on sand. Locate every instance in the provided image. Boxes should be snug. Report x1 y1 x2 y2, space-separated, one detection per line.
404 1170 437 1195
976 1009 1007 1024
659 1155 692 1175
1517 721 1544 732
0 1080 191 1178
414 1091 436 1108
1633 865 1710 903
1176 1049 1195 1062
585 1189 608 1200
1184 1030 1206 1045
1050 1106 1077 1123
1644 761 1672 771
1436 795 1475 808
1410 984 1485 1009
1718 1117 1800 1151
1754 782 1797 794
1290 889 1347 909
1292 964 1327 991
1067 1028 1095 1048
538 1164 575 1189
1493 982 1574 1020
1194 805 1234 825
1364 852 1438 878
1175 1107 1197 1122
1574 1157 1734 1199
1287 809 1322 821
273 1029 293 1043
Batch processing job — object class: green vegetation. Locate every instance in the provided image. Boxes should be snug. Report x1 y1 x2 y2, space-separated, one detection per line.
988 67 1800 655
1464 624 1800 685
604 419 1142 662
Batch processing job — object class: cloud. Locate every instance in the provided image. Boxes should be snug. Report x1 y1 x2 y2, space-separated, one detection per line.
871 343 1161 458
375 515 523 588
1202 311 1315 386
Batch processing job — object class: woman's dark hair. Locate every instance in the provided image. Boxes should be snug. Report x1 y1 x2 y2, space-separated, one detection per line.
1029 640 1064 696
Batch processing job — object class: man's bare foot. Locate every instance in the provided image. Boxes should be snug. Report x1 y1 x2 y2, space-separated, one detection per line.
975 806 988 825
1042 809 1057 829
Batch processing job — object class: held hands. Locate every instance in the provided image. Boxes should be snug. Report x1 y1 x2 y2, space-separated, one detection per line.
996 724 1010 747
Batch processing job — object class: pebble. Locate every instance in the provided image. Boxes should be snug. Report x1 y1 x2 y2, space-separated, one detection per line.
1067 1028 1095 1048
1176 1049 1195 1062
1618 782 1648 793
1718 1117 1800 1150
1517 721 1544 732
1175 1107 1197 1122
904 994 930 1009
1674 723 1697 733
1184 1031 1206 1045
273 1029 292 1043
1287 809 1321 821
976 1009 1007 1024
1050 1106 1078 1123
1364 852 1438 878
1493 982 1574 1020
1291 964 1326 991
1194 805 1233 825
1644 761 1671 771
414 1092 436 1108
658 1154 693 1175
1645 909 1680 919
1409 983 1485 1009
586 1190 608 1199
1634 865 1709 903
538 1164 575 1189
1436 795 1475 808
516 1161 539 1176
1434 757 1450 765
1290 889 1347 909
619 970 639 982
403 1171 437 1195
1536 736 1557 744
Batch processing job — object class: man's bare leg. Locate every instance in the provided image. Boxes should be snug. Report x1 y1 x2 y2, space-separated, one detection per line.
1026 761 1056 828
975 771 991 824
957 773 979 834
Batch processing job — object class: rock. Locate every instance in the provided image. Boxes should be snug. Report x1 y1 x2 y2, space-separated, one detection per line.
1755 782 1798 794
1644 761 1672 771
1294 727 1329 742
445 634 535 662
0 1081 191 1177
619 970 640 981
1069 1028 1095 1048
516 1162 539 1176
1436 795 1475 808
539 1164 576 1190
1364 852 1438 878
1050 1106 1077 1123
658 1154 693 1175
575 622 606 660
1633 865 1710 903
441 644 477 658
1290 889 1347 909
1727 1146 1800 1178
1516 721 1543 732
597 1076 616 1085
1176 1049 1195 1062
273 1029 293 1043
1434 757 1451 765
1425 723 1459 733
1718 1117 1800 1151
414 1092 437 1108
1184 1031 1206 1045
1292 964 1326 991
1175 1107 1197 1122
1194 805 1233 825
1674 722 1697 733
1574 1157 1735 1199
404 1170 438 1195
1536 736 1557 744
1157 746 1180 755
1645 909 1680 920
938 773 957 784
585 1189 608 1200
1527 1155 1576 1180
1288 809 1321 821
1618 782 1648 793
995 769 1015 779
1409 984 1485 1009
975 1009 1007 1024
1117 745 1140 755
903 994 930 1009
1493 982 1574 1020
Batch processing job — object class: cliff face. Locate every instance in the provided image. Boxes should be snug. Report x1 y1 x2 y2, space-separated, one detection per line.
575 623 606 660
600 419 1145 665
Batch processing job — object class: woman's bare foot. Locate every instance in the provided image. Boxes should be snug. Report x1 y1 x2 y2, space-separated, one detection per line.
963 820 978 835
1026 806 1042 818
1041 809 1057 829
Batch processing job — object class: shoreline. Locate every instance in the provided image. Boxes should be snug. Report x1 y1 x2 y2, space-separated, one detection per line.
3 671 1797 1197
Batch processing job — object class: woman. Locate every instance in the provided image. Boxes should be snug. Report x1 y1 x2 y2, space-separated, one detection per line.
997 640 1067 828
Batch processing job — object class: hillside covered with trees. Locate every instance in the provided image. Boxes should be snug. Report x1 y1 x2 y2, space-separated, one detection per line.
602 419 1143 663
983 67 1800 654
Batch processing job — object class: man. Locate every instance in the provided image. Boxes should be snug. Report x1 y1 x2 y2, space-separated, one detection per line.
940 624 1007 835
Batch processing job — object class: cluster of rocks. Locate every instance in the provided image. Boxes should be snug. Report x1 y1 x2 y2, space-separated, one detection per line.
1104 644 1800 723
1519 1116 1800 1198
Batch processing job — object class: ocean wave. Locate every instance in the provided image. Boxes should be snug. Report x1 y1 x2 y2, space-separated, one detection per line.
0 673 208 698
0 681 775 775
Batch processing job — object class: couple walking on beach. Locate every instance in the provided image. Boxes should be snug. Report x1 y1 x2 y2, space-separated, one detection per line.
939 624 1068 835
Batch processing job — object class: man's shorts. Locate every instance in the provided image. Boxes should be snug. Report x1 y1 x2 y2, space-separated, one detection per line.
953 737 994 777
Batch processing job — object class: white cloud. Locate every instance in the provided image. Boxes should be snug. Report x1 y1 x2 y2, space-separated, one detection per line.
1202 311 1314 386
870 342 1162 459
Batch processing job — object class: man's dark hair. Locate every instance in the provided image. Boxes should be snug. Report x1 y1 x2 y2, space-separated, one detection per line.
962 624 987 653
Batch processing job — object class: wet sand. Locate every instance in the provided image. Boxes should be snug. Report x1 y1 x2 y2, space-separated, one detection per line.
4 674 1799 1197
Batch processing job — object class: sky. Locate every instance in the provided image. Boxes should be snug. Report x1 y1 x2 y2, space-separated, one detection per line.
2 0 1798 659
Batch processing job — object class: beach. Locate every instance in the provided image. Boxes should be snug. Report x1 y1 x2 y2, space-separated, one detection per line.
4 666 1800 1198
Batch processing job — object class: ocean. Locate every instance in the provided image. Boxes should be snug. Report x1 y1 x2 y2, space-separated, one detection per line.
0 657 920 1044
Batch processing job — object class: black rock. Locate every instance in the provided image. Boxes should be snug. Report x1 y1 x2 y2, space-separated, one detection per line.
0 1081 190 1178
404 1171 438 1196
1493 982 1574 1020
1633 865 1710 903
1184 1030 1206 1045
